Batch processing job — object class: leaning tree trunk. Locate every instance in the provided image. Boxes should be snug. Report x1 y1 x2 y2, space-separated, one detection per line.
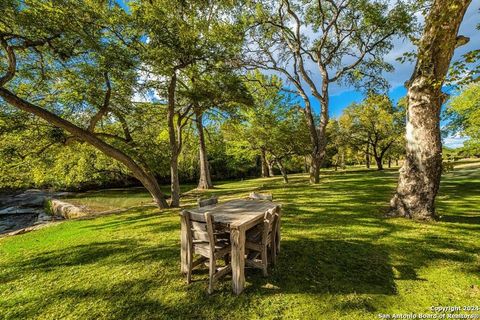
195 109 213 189
0 87 169 209
167 73 181 207
389 0 471 220
275 158 289 184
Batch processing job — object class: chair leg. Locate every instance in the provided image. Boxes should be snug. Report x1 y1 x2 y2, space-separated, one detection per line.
270 242 277 266
186 247 193 284
261 246 268 277
208 258 216 294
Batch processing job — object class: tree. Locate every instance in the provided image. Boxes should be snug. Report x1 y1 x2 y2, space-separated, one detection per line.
244 0 413 183
134 0 244 205
340 94 405 170
389 0 472 220
184 69 251 189
0 1 169 208
224 72 310 183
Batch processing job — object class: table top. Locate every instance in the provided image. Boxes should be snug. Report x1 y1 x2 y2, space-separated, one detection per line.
186 199 280 229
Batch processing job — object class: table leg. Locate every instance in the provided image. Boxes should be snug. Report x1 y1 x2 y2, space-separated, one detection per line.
231 225 245 295
276 209 281 254
180 215 189 274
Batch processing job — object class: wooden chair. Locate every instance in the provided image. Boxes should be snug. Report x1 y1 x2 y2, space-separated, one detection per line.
180 210 231 294
197 196 230 242
247 192 281 254
197 196 218 208
248 192 273 201
245 205 281 276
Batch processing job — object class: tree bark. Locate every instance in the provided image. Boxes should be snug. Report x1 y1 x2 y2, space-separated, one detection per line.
308 95 328 184
309 153 321 182
195 109 213 189
388 157 392 168
375 156 384 171
0 87 169 209
365 144 371 169
267 159 275 177
167 73 181 207
389 0 471 220
372 145 384 171
275 158 289 183
260 148 269 178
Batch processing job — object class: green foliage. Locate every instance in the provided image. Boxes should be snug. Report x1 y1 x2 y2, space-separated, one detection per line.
444 83 480 153
329 94 405 168
448 20 480 86
223 72 310 175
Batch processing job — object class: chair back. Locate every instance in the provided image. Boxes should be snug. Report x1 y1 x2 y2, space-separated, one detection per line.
181 210 216 253
249 192 273 201
261 206 279 245
198 197 218 208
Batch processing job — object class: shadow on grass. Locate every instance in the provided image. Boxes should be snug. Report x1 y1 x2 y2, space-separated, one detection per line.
1 168 479 319
248 239 398 296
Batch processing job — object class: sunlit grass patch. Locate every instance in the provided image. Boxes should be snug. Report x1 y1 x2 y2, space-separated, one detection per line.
1 168 479 319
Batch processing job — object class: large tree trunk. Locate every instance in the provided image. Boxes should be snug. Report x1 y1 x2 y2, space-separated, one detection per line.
389 0 471 220
195 109 213 189
167 73 181 207
0 87 169 209
260 148 269 178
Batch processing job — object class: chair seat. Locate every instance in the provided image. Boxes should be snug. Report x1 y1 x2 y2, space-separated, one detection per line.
193 239 229 250
193 240 231 258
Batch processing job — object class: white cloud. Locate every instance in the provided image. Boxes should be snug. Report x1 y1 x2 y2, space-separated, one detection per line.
444 135 469 149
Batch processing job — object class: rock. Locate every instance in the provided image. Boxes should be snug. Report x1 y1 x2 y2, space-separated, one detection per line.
0 207 43 215
0 213 38 235
50 199 89 219
0 207 16 214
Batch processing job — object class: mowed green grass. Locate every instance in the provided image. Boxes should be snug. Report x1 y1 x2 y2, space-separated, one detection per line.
1 168 479 320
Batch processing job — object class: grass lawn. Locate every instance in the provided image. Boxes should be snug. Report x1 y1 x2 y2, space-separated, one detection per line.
1 167 479 319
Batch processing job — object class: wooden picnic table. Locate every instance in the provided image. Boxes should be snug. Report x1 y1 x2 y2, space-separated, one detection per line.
180 198 280 295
